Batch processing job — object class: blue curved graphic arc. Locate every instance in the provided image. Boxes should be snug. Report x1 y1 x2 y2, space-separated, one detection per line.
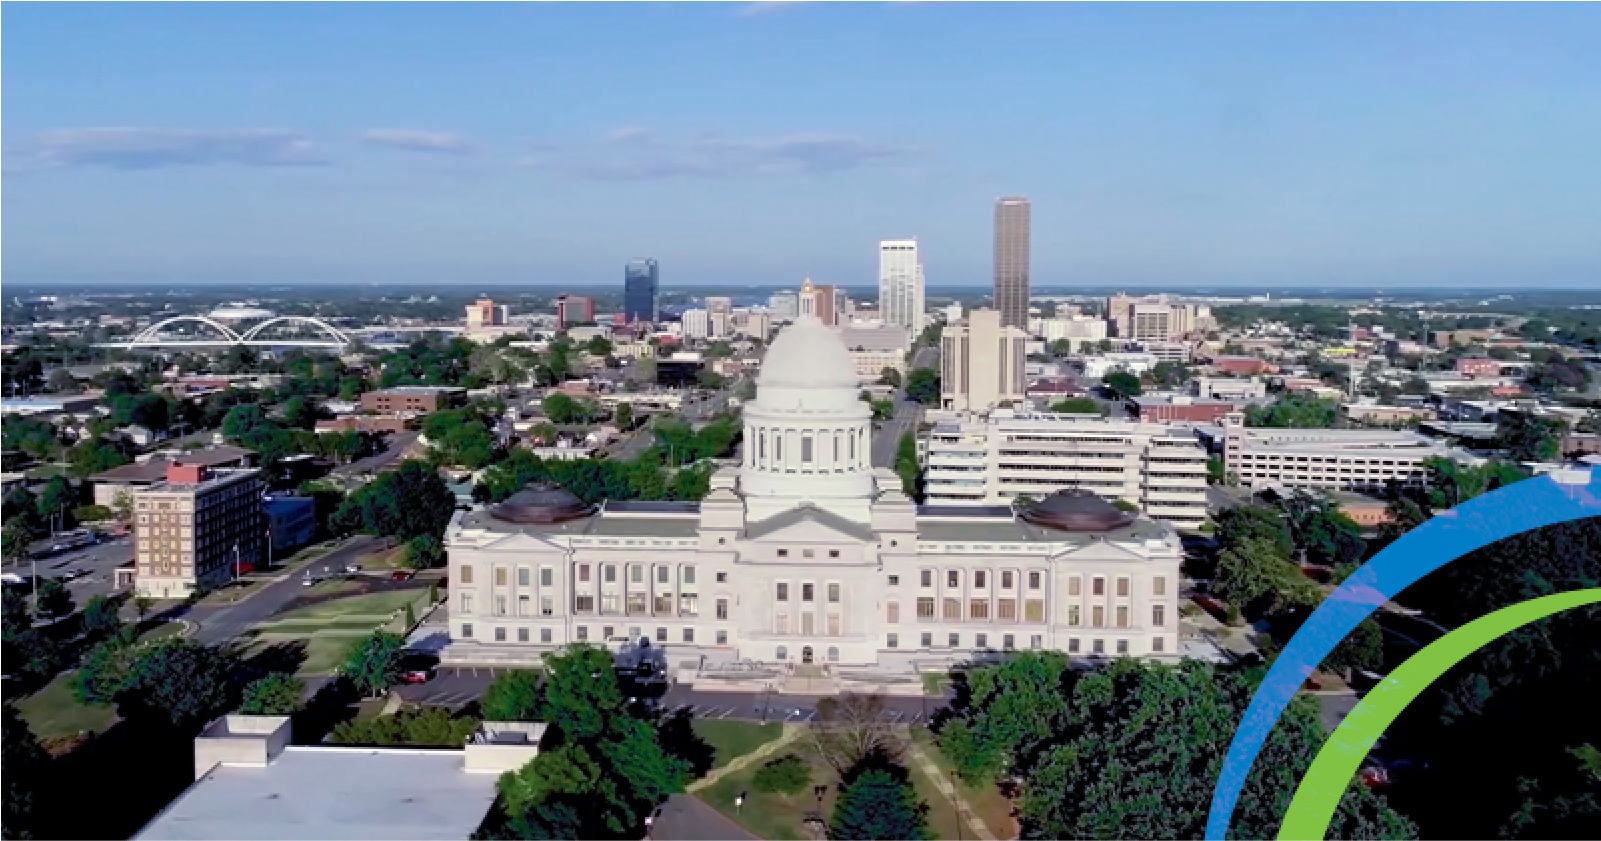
1205 469 1601 840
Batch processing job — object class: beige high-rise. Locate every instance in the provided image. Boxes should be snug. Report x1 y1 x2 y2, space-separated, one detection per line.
993 197 1031 330
940 309 1027 412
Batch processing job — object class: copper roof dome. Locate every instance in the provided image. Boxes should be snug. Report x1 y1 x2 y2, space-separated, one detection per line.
1018 489 1135 532
488 482 594 524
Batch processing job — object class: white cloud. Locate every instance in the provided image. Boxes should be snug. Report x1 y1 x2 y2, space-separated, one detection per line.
7 128 325 170
360 129 475 155
525 129 920 180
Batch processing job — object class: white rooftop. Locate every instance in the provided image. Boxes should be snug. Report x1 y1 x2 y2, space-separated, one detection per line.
134 747 500 841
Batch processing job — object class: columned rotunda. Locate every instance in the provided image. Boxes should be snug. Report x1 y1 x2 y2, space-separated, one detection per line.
443 304 1183 682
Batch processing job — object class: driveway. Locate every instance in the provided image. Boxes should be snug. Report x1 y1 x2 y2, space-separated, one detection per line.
651 794 755 841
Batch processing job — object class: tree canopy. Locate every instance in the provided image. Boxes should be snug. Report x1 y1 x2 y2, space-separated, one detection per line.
333 460 456 540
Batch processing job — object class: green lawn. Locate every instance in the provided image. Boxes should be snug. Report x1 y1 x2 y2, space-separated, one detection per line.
700 747 826 841
13 672 118 740
921 671 951 696
911 727 1017 840
274 589 427 624
238 589 430 677
693 719 783 770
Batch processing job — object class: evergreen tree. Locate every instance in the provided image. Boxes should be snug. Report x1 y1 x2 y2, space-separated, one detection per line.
830 769 930 840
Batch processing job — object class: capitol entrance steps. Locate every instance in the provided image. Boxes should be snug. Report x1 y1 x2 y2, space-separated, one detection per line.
779 664 840 695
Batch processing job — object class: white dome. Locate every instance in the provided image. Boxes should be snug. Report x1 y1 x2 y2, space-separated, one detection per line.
758 316 858 390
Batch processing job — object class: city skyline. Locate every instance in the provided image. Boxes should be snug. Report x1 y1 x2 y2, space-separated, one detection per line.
4 3 1599 289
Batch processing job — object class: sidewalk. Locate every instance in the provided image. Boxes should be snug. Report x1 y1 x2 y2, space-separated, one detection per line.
685 723 804 793
904 738 997 841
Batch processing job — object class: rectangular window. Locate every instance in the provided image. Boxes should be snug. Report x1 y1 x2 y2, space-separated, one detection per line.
1068 637 1080 654
679 595 698 616
1025 600 1045 622
888 575 899 586
628 593 646 615
921 570 933 588
1002 571 1014 589
887 633 898 649
683 628 695 643
542 597 553 617
1068 605 1081 626
716 571 728 583
776 583 789 602
801 613 815 635
886 602 900 624
1152 636 1165 653
542 628 553 643
1152 576 1166 597
574 594 595 612
542 567 553 587
601 594 618 614
1092 639 1105 655
1031 634 1043 649
1068 576 1081 596
803 548 815 558
974 570 987 589
828 583 840 603
656 627 667 643
1093 605 1105 627
576 625 588 641
1029 571 1041 590
605 565 616 583
948 632 960 648
1152 604 1165 627
975 633 988 649
716 630 728 645
495 567 508 586
518 568 531 586
579 564 591 583
777 548 789 558
943 598 961 620
518 595 531 616
921 632 933 648
716 599 729 620
1092 577 1105 596
683 566 696 585
518 628 529 642
829 549 840 558
947 570 960 588
495 596 507 616
1116 639 1129 655
495 627 506 642
460 565 474 584
917 597 935 618
1116 605 1129 628
631 566 644 584
655 594 674 614
603 626 613 639
801 436 813 463
1116 577 1130 597
460 594 474 614
802 583 814 602
970 599 989 619
776 614 789 634
658 566 670 584
461 623 473 638
998 599 1016 620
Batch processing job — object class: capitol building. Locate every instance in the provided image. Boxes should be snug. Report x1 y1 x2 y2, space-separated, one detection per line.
442 312 1183 681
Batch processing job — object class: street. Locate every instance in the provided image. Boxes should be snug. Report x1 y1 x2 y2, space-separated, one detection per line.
870 344 935 468
332 430 421 477
186 534 389 645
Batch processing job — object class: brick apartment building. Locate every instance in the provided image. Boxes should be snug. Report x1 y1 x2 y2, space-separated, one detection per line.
133 462 263 599
360 387 467 415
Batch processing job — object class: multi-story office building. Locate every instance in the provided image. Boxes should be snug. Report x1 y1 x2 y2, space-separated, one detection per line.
624 259 660 324
442 308 1182 673
362 387 467 415
923 414 1210 529
1107 294 1215 341
1031 315 1108 351
705 297 734 339
1214 412 1468 492
941 309 1027 412
680 309 710 340
768 292 800 322
465 298 509 329
878 239 924 333
554 295 595 330
993 197 1031 330
133 463 264 599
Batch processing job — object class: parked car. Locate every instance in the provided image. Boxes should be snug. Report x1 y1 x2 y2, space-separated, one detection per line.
63 567 92 581
389 570 415 581
399 668 434 684
344 563 361 574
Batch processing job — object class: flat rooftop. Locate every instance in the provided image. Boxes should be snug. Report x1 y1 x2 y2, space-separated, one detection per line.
135 747 498 841
90 446 256 483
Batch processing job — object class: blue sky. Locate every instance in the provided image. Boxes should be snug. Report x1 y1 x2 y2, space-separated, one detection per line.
4 2 1598 289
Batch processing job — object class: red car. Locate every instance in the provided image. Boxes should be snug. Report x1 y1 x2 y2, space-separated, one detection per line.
390 570 415 581
399 669 434 684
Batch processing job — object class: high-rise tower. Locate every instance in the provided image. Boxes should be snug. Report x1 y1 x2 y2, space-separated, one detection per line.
877 239 924 334
992 197 1031 330
624 259 659 324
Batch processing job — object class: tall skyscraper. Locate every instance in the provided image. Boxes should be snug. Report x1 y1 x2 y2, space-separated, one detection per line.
624 259 659 324
877 238 924 334
993 197 1031 330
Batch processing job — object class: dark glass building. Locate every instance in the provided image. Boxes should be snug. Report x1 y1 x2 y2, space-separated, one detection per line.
624 259 659 324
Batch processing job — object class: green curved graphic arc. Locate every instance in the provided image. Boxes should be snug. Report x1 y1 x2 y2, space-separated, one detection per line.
1278 588 1601 841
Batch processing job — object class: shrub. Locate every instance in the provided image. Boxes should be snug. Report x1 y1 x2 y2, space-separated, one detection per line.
240 673 307 715
753 753 811 795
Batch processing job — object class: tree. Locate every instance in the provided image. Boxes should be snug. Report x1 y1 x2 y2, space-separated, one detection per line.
543 392 581 425
894 432 922 501
115 640 237 733
1101 371 1142 399
585 336 614 357
133 595 153 622
221 404 269 441
538 643 624 741
279 395 320 430
35 579 73 620
3 703 50 840
342 630 404 698
878 367 902 388
330 707 479 746
1497 412 1564 462
482 669 543 721
1323 617 1384 676
1213 537 1295 617
1278 490 1366 568
752 753 811 795
66 439 130 478
696 369 726 390
869 398 895 421
613 403 633 430
831 768 931 841
35 476 74 529
72 630 138 706
905 368 940 405
47 367 80 393
240 673 307 715
809 694 903 780
2 521 31 568
334 459 456 540
1049 397 1100 414
80 594 124 638
1246 394 1340 428
402 534 445 570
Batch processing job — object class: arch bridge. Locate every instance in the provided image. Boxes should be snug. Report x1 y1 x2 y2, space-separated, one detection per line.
95 315 352 350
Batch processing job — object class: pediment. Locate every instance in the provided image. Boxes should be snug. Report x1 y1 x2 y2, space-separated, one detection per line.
1053 539 1152 563
472 531 570 554
745 506 876 546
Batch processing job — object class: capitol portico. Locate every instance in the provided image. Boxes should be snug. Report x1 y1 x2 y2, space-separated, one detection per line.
441 309 1183 685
